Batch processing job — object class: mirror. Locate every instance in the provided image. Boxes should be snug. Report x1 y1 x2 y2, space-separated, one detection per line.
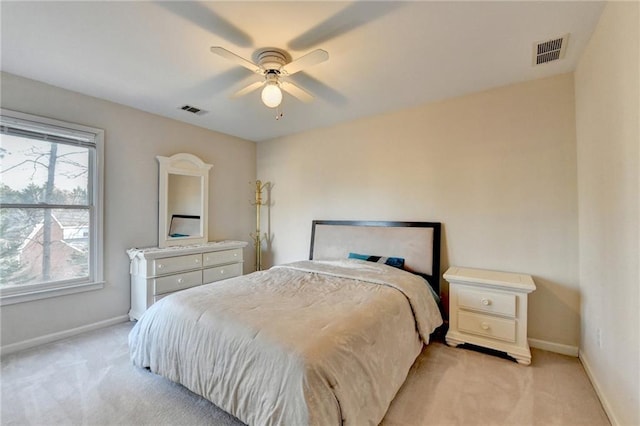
157 153 212 248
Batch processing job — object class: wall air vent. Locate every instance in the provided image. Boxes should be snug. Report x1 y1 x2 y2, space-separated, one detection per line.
533 34 569 66
179 105 208 115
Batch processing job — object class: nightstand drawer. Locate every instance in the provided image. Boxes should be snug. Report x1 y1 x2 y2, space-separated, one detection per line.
203 248 243 267
458 311 516 342
203 262 242 283
458 288 516 317
153 254 202 275
154 270 202 295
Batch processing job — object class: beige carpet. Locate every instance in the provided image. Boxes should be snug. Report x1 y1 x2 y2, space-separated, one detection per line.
1 321 609 426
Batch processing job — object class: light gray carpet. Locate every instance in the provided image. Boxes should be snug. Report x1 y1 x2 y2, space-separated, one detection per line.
1 321 609 425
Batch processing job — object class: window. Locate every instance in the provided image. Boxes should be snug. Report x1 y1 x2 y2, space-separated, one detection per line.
0 109 104 305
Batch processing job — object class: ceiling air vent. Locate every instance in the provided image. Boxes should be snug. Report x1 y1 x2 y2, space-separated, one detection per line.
533 34 569 66
179 105 208 116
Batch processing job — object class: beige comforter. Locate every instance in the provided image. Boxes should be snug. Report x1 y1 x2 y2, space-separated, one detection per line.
129 259 442 425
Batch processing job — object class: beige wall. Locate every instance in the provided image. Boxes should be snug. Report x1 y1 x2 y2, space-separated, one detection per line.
0 72 256 349
575 2 639 425
258 73 579 348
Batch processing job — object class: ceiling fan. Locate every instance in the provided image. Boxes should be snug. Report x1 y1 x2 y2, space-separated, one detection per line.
210 46 329 109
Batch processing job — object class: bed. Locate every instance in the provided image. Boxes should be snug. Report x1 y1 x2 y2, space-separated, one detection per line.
129 220 443 425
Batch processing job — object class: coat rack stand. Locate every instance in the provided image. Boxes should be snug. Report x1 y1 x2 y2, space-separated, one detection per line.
250 180 270 271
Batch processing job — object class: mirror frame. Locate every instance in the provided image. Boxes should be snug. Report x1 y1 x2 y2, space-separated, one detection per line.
157 153 213 248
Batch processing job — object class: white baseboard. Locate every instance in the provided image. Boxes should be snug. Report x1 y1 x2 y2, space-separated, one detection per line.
579 351 619 426
0 315 130 357
528 338 579 357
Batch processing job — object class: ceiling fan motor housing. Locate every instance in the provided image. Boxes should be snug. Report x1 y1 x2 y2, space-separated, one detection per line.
257 49 289 72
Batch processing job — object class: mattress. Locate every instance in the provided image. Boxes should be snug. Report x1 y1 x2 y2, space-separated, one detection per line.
129 259 442 425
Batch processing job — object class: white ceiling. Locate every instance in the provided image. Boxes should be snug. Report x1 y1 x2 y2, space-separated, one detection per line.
1 1 604 142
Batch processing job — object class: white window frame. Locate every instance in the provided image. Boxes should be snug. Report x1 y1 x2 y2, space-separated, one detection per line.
0 109 104 305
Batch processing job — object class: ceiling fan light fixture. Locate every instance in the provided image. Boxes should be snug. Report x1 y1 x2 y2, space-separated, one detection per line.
211 46 329 109
261 82 282 108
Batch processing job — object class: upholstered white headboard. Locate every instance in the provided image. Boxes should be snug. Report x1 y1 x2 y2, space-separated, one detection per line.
309 220 442 294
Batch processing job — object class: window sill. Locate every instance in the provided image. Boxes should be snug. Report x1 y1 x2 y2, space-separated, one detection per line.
0 281 105 306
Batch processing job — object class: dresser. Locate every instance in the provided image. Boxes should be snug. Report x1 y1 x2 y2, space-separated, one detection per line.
444 266 536 365
127 240 248 320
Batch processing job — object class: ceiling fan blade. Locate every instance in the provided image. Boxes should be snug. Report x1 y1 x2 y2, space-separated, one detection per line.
231 81 264 98
210 47 261 74
287 2 401 51
157 3 253 48
281 49 329 75
288 73 347 106
280 81 314 103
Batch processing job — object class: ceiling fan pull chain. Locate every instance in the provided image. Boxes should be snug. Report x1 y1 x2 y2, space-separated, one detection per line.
275 104 283 120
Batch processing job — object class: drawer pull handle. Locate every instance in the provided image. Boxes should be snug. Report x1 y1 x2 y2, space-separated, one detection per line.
481 322 490 330
178 278 184 284
481 298 491 306
157 263 164 269
220 269 225 274
195 258 200 263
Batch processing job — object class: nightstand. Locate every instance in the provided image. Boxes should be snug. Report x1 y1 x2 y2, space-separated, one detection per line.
444 266 536 365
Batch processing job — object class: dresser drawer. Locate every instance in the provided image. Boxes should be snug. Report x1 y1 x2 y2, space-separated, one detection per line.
154 270 202 295
153 293 169 303
202 248 243 267
457 287 516 317
153 254 202 275
203 262 242 283
458 311 516 342
128 241 248 321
